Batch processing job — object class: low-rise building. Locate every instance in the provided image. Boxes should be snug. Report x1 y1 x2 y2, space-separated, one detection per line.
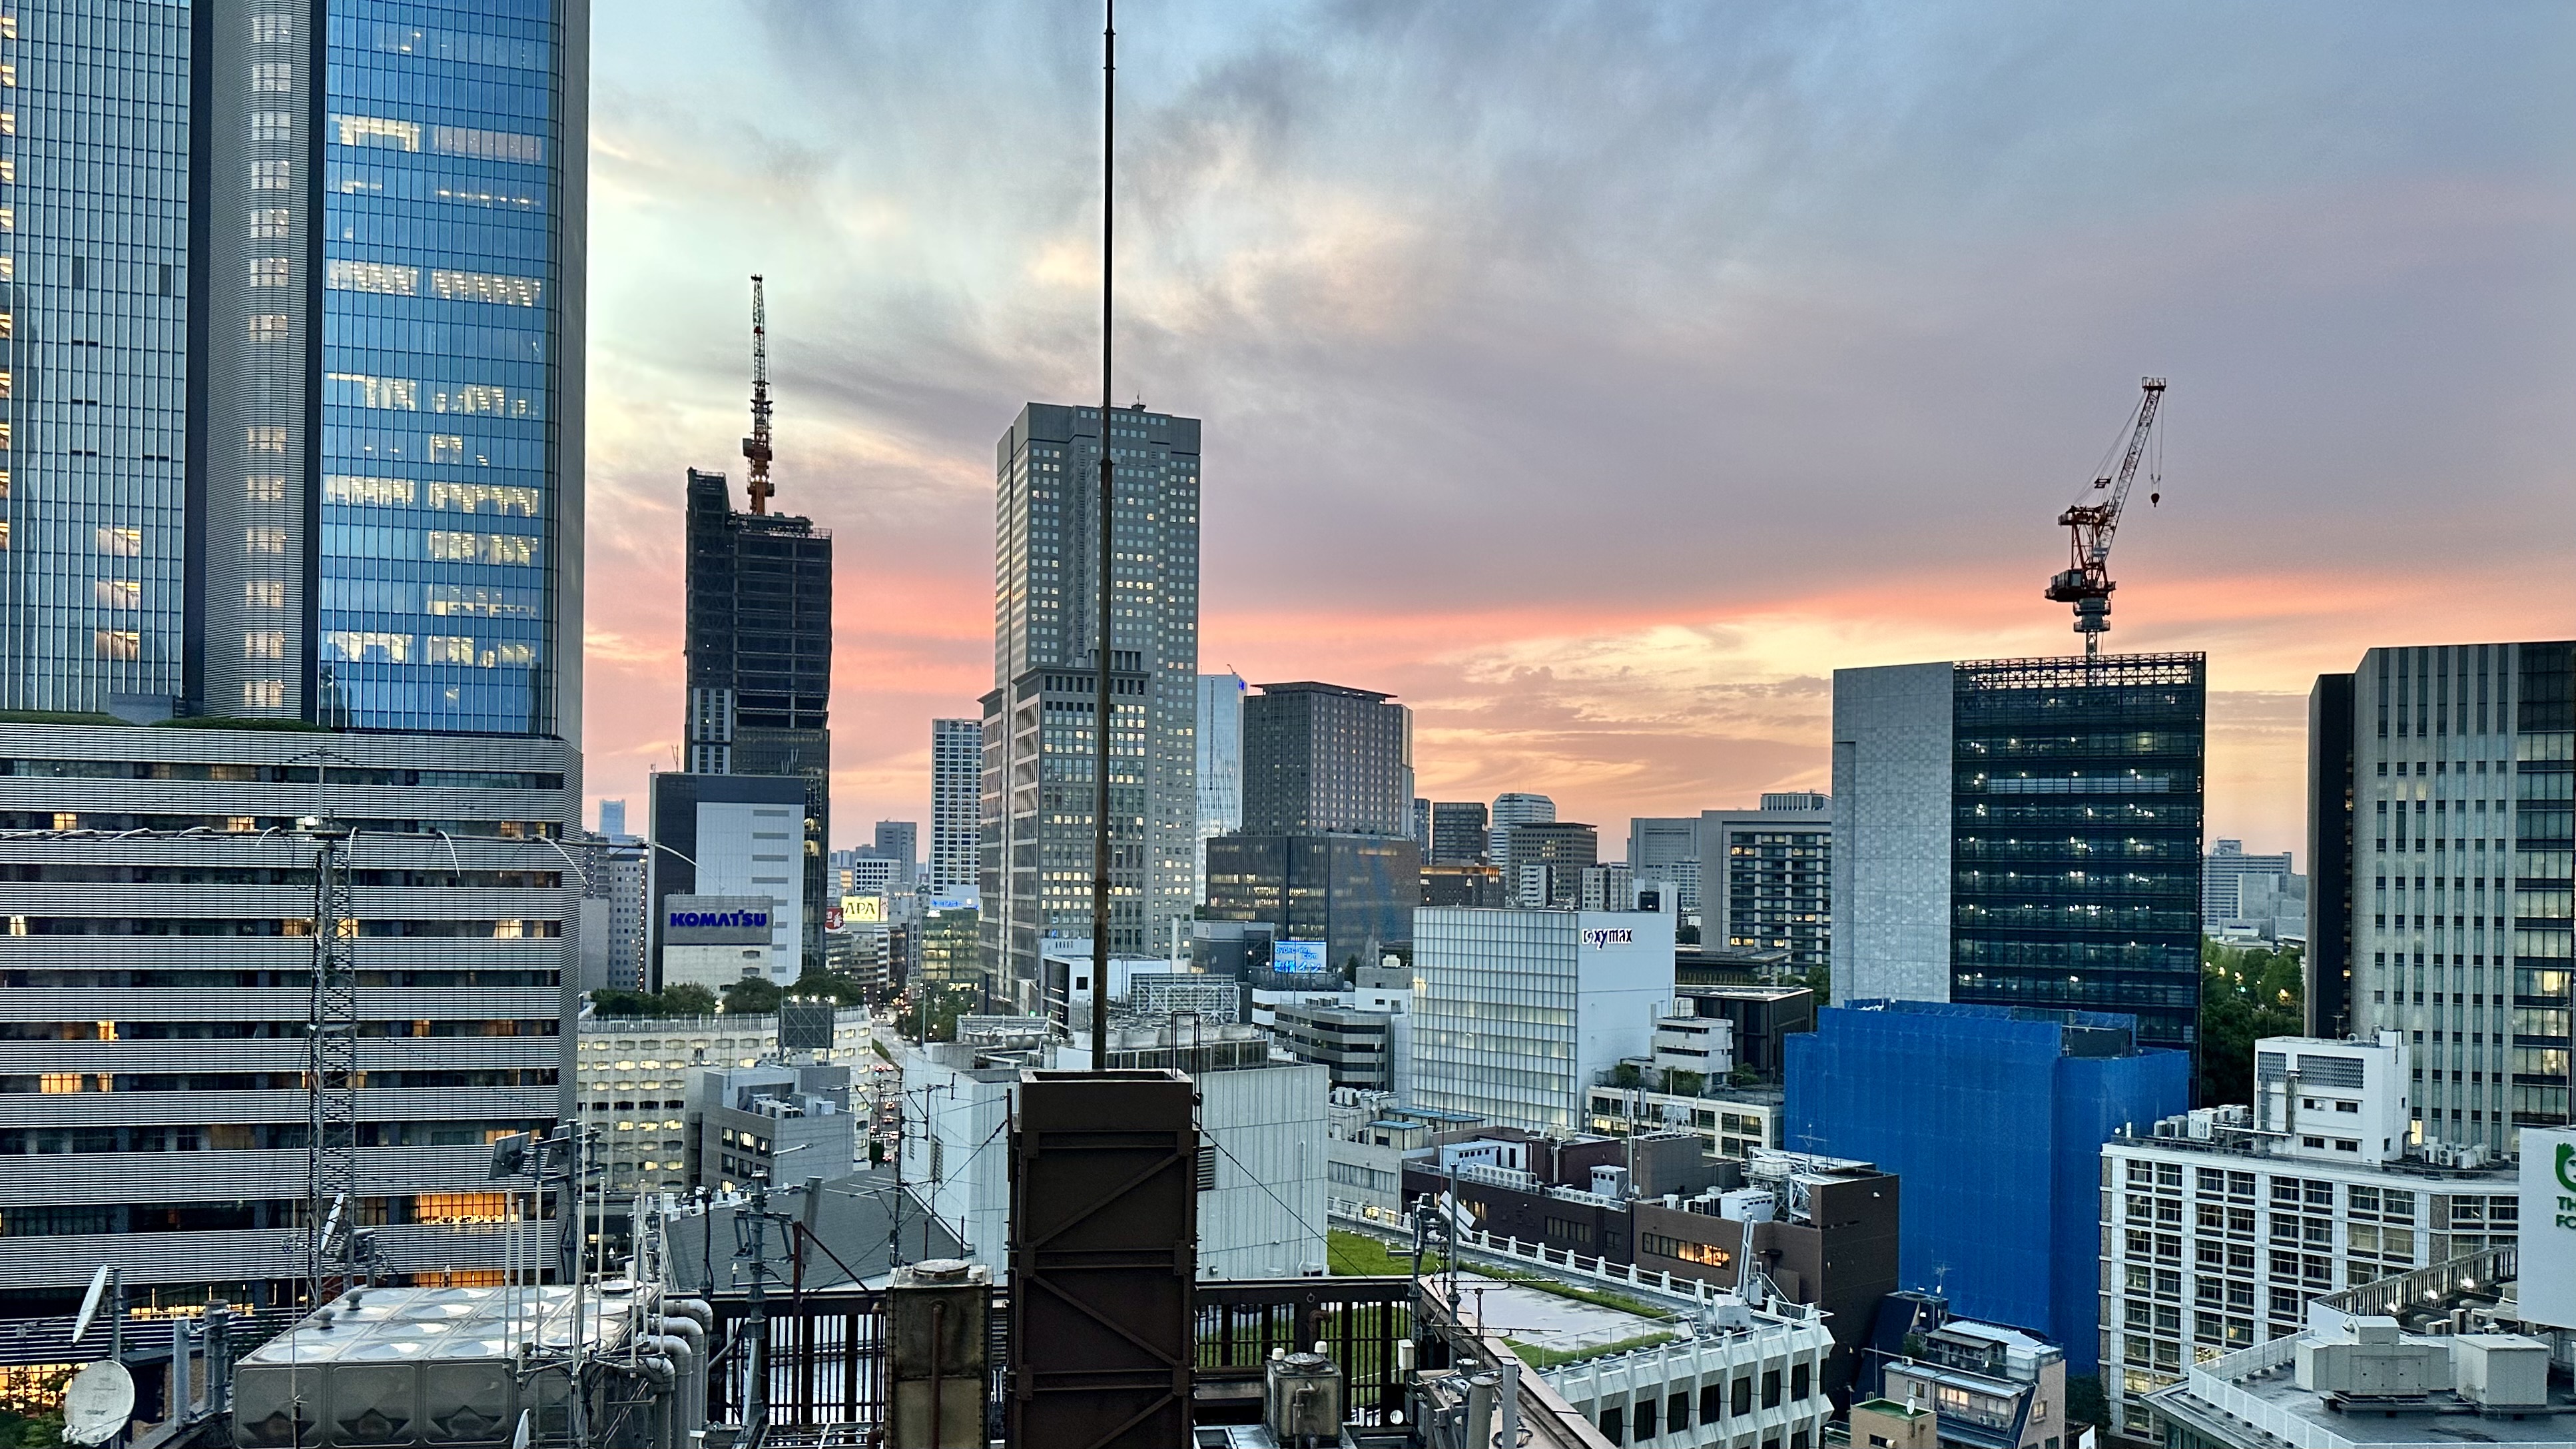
2097 1032 2521 1437
899 1031 1329 1280
1403 1129 1722 1266
696 1062 857 1195
1628 1150 1900 1401
1322 1089 1485 1218
574 1005 869 1208
1588 1079 1785 1161
1542 1298 1837 1449
1271 999 1402 1089
2141 1246 2567 1449
1875 1315 2067 1449
1421 861 1506 907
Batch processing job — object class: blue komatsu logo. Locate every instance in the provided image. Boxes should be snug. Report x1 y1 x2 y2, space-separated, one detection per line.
670 909 769 929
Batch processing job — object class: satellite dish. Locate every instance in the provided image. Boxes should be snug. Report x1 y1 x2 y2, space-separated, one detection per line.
71 1264 113 1344
61 1360 135 1446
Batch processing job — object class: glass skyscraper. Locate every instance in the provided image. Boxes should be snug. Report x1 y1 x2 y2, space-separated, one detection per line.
202 0 582 735
0 1 195 711
1834 653 2208 1058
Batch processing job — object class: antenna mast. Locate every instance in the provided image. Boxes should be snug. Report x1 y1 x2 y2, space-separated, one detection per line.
745 274 775 514
1090 0 1116 1073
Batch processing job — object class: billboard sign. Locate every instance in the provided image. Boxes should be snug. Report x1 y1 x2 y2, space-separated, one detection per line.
663 894 774 944
2521 1126 2576 1330
824 905 845 931
841 893 886 924
1580 927 1635 949
1271 939 1329 975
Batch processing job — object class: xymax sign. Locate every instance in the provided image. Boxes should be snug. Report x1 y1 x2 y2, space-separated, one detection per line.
1580 927 1634 949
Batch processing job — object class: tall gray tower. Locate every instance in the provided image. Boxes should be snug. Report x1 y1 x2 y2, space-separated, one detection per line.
930 717 980 893
980 404 1199 1007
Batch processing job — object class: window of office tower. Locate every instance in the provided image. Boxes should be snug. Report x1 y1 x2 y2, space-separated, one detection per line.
318 5 556 731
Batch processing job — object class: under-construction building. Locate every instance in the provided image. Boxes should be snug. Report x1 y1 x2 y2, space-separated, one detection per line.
675 467 833 967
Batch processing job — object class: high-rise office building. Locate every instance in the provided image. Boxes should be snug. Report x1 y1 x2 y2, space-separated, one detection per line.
873 820 918 883
1202 832 1421 971
981 404 1199 1008
0 1 588 1311
1833 654 2207 1054
205 1 586 735
1241 681 1413 836
929 717 979 893
0 3 191 710
2306 640 2573 1150
1488 791 1554 865
680 466 831 968
1702 799 1833 973
1500 819 1597 907
1429 801 1488 864
599 798 630 840
2200 838 2293 932
1411 796 1431 857
1627 817 1700 912
1195 672 1244 900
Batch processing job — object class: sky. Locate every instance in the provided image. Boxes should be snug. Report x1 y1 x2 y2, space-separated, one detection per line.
581 1 2576 859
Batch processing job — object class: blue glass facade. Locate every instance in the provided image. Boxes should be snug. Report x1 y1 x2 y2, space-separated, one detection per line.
314 3 561 731
0 2 194 712
1785 1000 2190 1374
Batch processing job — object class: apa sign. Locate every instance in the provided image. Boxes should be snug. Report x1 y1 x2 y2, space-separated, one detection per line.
2520 1126 2576 1330
1580 927 1634 949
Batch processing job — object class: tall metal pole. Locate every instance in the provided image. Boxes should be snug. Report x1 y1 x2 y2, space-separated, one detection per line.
1090 0 1116 1072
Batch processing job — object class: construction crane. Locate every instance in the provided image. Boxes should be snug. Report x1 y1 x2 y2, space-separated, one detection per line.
2045 376 2166 658
743 274 775 514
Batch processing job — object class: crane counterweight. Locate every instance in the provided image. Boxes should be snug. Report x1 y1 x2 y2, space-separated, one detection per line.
2045 377 2166 657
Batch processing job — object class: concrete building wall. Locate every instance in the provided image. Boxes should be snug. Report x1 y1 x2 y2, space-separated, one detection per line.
1831 662 1955 1005
1196 1062 1331 1279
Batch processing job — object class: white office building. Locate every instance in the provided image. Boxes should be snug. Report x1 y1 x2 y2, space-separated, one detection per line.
1541 1302 1837 1449
2203 839 2295 932
2098 1033 2521 1436
1412 907 1676 1137
930 718 981 893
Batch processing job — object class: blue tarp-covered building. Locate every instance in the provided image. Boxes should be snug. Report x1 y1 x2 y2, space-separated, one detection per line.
1785 999 2188 1374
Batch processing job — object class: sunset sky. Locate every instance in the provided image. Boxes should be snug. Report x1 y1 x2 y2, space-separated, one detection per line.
579 1 2575 858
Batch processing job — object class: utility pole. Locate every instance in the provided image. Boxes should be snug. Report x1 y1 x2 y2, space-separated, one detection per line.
1089 0 1116 1073
735 1183 795 1448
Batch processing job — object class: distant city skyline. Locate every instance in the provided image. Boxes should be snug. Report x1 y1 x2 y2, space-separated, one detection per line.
572 0 2573 853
